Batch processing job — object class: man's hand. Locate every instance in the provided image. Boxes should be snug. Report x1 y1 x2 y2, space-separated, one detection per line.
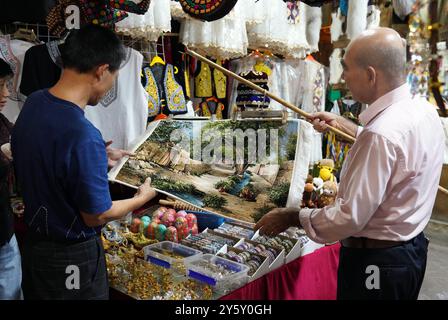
105 140 135 168
308 112 339 133
308 112 359 138
254 207 301 237
135 177 157 202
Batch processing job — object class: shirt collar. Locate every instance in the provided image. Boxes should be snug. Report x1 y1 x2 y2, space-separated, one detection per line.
359 83 412 126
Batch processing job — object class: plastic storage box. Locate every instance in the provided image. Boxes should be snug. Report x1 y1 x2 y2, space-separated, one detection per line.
185 254 249 297
143 241 203 275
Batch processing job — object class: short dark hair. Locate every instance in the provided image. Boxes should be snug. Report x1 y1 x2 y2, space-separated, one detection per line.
0 58 13 79
60 25 126 73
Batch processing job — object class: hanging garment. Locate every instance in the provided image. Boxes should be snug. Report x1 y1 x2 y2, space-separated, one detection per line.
329 48 343 85
393 0 417 21
236 71 270 109
330 8 345 43
0 37 34 123
196 97 225 119
366 5 381 29
85 48 148 150
346 0 369 39
442 117 448 164
143 62 187 119
247 1 310 59
305 4 322 53
194 61 213 98
179 0 248 60
19 41 62 97
213 59 227 99
116 0 171 41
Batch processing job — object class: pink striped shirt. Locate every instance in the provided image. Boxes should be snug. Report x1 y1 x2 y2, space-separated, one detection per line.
299 84 444 243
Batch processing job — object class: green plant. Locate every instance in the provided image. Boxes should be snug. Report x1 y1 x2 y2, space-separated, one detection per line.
214 179 235 193
269 182 290 207
203 195 228 209
239 183 257 201
151 177 204 196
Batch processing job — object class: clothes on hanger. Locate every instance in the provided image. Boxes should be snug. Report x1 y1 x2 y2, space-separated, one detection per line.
20 41 62 97
116 0 171 41
236 70 270 109
85 47 148 150
0 36 34 123
194 61 213 98
346 0 369 39
179 0 248 59
196 97 225 119
329 48 343 85
143 61 187 120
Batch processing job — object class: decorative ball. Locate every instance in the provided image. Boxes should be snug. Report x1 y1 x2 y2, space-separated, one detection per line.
185 214 197 229
190 225 199 235
146 222 158 239
175 216 188 231
130 218 141 233
156 224 167 241
161 211 176 227
175 210 188 219
152 217 161 225
153 207 167 220
166 226 178 243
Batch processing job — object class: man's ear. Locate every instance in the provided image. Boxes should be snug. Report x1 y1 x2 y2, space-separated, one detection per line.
366 66 376 84
94 64 109 81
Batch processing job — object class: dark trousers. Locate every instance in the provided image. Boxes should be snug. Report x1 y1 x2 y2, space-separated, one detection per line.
22 234 109 300
337 232 429 300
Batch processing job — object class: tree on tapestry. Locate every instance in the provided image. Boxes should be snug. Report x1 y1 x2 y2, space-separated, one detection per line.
114 120 300 223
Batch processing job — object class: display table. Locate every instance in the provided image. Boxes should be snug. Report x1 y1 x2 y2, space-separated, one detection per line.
109 243 340 300
220 243 340 300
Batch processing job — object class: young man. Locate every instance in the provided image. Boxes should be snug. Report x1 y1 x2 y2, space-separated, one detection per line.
0 58 21 300
11 25 157 300
255 27 444 300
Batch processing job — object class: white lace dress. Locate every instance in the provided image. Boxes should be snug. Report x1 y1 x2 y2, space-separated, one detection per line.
179 0 248 59
116 0 171 41
247 0 310 59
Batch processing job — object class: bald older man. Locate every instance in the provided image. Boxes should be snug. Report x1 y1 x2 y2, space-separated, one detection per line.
255 28 444 300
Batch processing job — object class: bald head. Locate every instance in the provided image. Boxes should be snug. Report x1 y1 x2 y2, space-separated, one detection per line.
346 27 407 86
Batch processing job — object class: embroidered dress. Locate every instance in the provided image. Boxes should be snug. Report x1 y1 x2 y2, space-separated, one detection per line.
247 1 310 59
116 0 171 41
179 0 248 59
85 48 148 149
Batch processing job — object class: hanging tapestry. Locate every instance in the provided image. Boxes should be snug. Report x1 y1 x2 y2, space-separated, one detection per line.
109 119 314 223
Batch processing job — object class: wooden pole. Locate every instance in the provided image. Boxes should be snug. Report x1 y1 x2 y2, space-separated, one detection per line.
184 48 448 196
185 48 356 143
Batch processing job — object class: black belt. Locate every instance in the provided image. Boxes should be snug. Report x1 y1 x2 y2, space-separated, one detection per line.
341 237 406 249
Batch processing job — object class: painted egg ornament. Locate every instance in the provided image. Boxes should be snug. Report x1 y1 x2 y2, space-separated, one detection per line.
130 218 141 233
185 213 197 229
191 224 199 235
161 211 176 227
146 222 158 239
156 224 167 241
175 216 188 230
153 207 167 220
166 226 178 242
175 210 187 219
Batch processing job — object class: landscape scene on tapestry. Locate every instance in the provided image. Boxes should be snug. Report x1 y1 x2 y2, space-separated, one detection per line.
113 120 300 223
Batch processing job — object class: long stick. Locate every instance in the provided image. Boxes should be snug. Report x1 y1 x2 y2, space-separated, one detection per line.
185 48 356 143
184 48 448 196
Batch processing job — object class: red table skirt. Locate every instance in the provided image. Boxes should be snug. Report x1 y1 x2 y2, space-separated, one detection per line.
220 243 341 300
